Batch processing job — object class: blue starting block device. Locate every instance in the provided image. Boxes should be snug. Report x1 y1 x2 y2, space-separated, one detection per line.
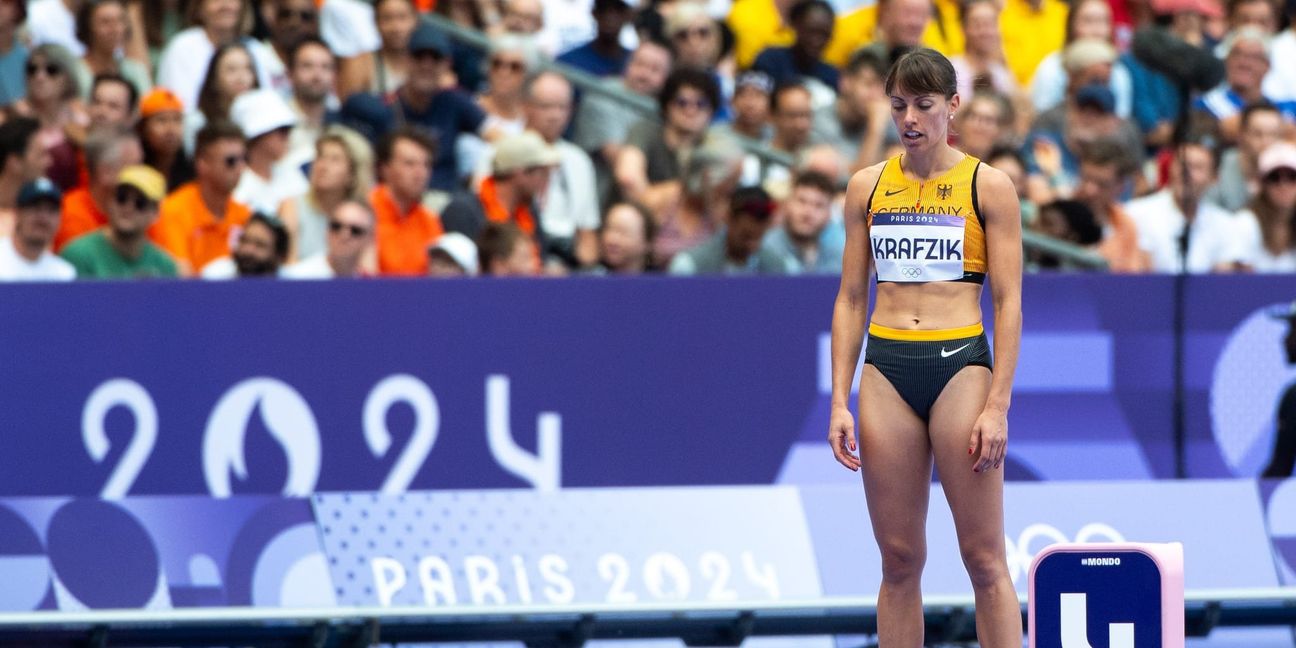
1029 542 1184 648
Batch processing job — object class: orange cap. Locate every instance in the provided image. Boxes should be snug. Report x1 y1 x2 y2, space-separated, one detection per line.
140 88 184 119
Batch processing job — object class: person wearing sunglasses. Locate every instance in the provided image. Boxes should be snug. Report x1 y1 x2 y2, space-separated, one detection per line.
53 125 143 252
13 44 86 193
476 34 539 140
258 0 320 97
280 126 374 263
283 199 375 279
1235 141 1296 272
663 3 734 121
60 164 177 279
615 67 719 215
150 119 252 276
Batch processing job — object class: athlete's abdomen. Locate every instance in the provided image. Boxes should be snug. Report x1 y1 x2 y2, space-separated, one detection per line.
871 281 984 331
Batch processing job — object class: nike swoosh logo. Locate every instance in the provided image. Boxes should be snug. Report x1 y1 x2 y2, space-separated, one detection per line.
884 188 906 196
940 344 970 358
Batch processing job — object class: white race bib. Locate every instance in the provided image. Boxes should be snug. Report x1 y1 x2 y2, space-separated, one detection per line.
870 212 966 282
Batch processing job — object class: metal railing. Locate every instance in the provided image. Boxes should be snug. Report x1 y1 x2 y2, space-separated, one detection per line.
422 14 1109 271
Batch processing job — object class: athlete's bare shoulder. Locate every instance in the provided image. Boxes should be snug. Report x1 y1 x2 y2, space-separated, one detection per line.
844 160 890 221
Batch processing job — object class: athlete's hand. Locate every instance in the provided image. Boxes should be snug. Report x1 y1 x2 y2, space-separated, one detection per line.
828 405 861 471
969 407 1008 472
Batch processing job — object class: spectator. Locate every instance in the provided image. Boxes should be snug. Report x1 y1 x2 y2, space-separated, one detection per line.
315 0 382 94
1195 27 1287 144
87 73 139 130
1125 138 1257 272
1071 137 1151 272
14 44 86 192
258 0 320 97
596 201 656 274
156 0 277 111
1030 199 1103 268
443 130 559 258
465 34 542 177
1000 0 1069 86
427 230 479 276
1264 0 1296 100
571 39 673 168
1024 77 1144 204
60 164 178 278
337 0 417 99
1218 0 1280 45
500 0 545 39
950 0 1017 102
727 0 796 70
954 91 1013 162
185 42 260 153
556 0 633 78
1030 0 1134 119
280 126 374 262
616 68 719 213
370 126 444 275
746 82 815 192
751 0 838 92
1236 141 1296 271
284 37 340 169
123 0 188 67
652 132 745 266
477 220 540 276
811 47 893 173
230 89 307 215
74 0 151 99
1205 101 1283 211
836 0 937 72
987 145 1036 224
669 185 785 275
0 118 54 239
150 119 252 275
665 4 734 116
761 169 842 274
0 0 27 108
341 21 495 193
0 178 76 281
28 0 86 57
434 0 491 92
511 72 598 266
55 126 142 251
201 212 290 278
717 71 774 142
137 88 195 191
282 198 375 278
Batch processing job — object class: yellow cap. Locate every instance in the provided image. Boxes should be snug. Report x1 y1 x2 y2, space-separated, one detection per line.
116 165 167 203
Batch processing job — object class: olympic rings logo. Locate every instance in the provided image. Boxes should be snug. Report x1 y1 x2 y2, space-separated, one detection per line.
900 267 923 279
1004 522 1125 583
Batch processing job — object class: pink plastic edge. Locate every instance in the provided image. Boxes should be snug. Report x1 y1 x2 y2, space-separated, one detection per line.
1026 542 1185 648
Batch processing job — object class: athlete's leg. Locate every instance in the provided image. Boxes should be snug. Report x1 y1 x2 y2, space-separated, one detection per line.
858 364 933 648
928 366 1021 648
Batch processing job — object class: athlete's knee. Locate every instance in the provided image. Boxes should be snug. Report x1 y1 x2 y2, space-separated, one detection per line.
960 547 1010 590
878 539 926 584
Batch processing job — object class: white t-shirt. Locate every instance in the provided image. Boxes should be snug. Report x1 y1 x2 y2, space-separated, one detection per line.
1264 30 1296 101
1124 189 1260 273
0 237 76 281
233 162 310 215
281 253 336 279
199 256 237 280
27 0 84 57
156 28 280 112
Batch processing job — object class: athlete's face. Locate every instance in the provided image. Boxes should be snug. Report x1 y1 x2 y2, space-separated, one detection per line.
891 89 957 153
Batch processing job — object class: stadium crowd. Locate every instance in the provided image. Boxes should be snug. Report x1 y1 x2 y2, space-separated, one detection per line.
0 0 1294 279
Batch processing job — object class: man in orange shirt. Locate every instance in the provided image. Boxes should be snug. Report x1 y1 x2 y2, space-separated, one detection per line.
55 126 142 251
150 120 252 275
442 130 559 259
370 126 443 275
1073 138 1150 273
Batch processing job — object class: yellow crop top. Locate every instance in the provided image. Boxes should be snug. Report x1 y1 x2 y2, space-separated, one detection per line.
866 154 987 284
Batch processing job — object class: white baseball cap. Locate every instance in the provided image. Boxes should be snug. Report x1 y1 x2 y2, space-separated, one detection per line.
429 232 480 276
230 89 297 140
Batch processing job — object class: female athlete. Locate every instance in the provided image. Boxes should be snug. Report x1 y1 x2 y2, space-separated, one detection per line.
828 47 1023 647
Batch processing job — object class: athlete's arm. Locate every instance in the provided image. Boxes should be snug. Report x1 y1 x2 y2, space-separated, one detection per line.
828 164 883 472
972 164 1023 472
